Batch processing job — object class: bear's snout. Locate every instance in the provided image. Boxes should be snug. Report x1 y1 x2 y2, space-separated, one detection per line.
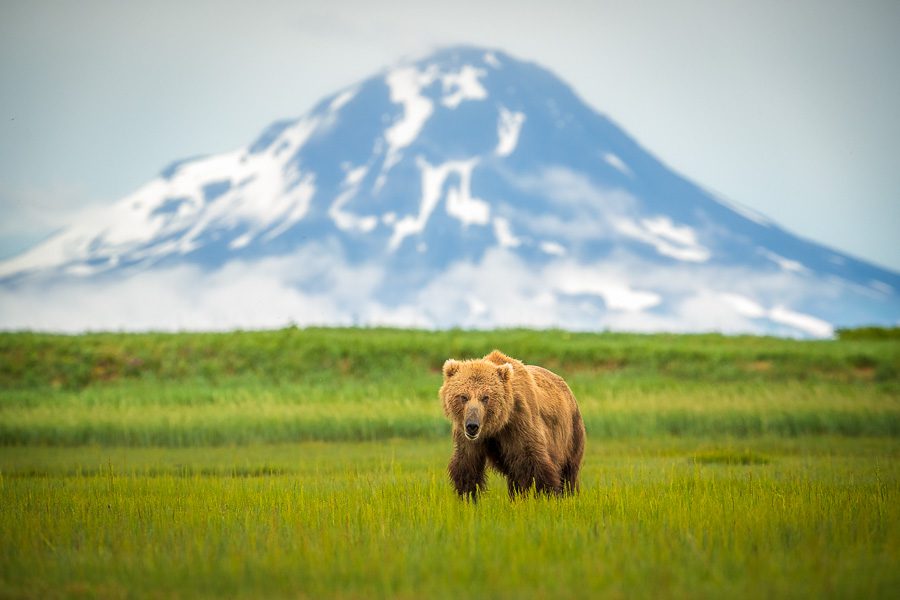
463 404 483 440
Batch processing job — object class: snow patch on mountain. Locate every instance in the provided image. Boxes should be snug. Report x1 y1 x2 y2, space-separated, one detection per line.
274 117 319 158
483 52 501 69
384 66 437 170
614 216 710 262
602 152 632 177
760 249 806 273
329 88 357 112
440 65 488 108
260 174 317 241
330 166 377 233
390 157 490 250
443 160 490 227
493 217 521 248
496 106 525 156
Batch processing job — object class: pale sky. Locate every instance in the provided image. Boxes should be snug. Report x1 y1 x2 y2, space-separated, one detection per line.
1 0 898 271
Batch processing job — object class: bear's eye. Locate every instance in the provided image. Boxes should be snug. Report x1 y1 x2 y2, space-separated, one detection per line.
457 395 467 404
480 395 489 403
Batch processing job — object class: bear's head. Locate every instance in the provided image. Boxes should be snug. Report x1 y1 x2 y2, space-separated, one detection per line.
439 358 514 442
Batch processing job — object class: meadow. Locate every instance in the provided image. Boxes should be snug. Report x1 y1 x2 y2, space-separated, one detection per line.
1 328 898 598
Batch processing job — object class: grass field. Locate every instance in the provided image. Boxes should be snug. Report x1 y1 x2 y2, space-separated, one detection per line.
1 328 898 598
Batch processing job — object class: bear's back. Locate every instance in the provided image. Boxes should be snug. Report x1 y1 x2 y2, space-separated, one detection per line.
527 365 577 413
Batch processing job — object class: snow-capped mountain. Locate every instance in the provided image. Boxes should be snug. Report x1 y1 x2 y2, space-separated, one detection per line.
1 46 897 336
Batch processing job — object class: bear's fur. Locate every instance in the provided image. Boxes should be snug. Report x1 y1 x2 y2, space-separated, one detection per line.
439 349 585 499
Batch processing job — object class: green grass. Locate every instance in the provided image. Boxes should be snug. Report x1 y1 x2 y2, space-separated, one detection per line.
691 448 771 465
0 378 897 445
2 327 898 391
1 328 898 598
1 438 898 599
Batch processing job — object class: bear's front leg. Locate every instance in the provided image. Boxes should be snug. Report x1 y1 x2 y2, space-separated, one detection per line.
510 448 562 497
533 460 563 496
448 437 487 500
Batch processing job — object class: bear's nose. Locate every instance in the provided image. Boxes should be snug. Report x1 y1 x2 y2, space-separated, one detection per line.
465 422 480 437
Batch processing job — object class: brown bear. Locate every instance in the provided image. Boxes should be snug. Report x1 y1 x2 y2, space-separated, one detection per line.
439 349 585 499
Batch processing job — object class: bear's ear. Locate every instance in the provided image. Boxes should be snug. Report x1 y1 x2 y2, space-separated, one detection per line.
443 359 460 379
497 362 513 383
